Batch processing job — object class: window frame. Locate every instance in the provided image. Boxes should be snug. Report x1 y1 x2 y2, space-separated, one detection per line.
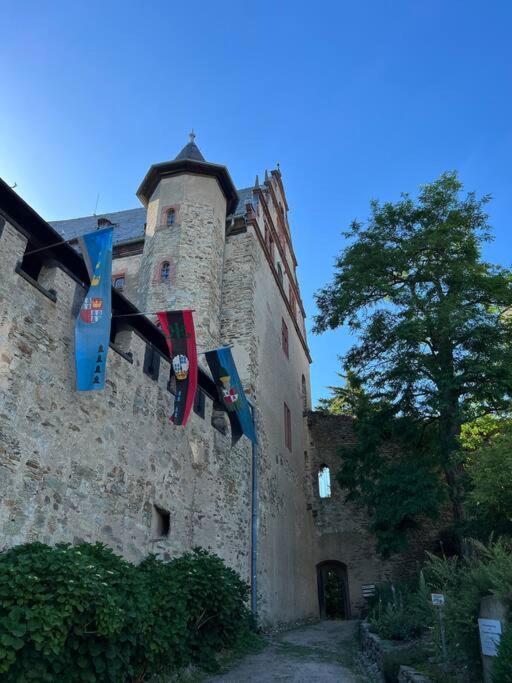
166 207 175 226
160 260 171 282
281 318 289 358
318 465 332 499
284 402 292 451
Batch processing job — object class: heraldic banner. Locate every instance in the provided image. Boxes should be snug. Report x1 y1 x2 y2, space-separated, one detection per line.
75 227 113 391
157 310 198 427
205 347 256 445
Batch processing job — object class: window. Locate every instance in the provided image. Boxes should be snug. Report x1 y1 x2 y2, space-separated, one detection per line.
282 318 289 357
193 388 206 419
160 261 171 281
318 466 331 498
143 344 160 381
19 241 43 281
16 241 57 303
113 275 125 290
167 372 176 395
289 285 296 317
97 217 114 228
152 504 170 538
268 233 275 260
277 262 283 286
301 375 308 411
166 208 175 226
284 402 292 451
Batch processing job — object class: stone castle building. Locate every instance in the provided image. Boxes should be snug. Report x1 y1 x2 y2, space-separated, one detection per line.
0 136 438 626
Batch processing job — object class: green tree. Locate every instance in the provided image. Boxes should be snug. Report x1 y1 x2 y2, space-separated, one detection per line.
314 172 512 553
465 428 512 531
315 371 362 415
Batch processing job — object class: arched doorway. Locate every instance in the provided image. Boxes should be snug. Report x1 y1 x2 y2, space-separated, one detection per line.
316 561 350 619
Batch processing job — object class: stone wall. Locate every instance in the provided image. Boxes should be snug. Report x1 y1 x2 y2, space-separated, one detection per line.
138 174 227 352
221 223 317 625
111 251 142 305
0 178 318 627
359 623 433 683
308 412 447 616
0 219 251 585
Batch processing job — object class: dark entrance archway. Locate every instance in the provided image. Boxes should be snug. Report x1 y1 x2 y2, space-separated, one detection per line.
316 561 350 619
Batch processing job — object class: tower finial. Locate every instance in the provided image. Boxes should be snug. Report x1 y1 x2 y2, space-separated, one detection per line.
189 129 196 144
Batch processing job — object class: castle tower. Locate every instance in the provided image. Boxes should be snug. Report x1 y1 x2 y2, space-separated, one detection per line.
136 133 238 350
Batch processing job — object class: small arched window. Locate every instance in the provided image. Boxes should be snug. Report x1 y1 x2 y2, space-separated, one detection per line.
166 208 175 226
113 275 125 290
160 261 171 281
318 466 331 498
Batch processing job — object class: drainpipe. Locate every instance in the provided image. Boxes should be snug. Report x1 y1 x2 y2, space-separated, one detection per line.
249 402 258 617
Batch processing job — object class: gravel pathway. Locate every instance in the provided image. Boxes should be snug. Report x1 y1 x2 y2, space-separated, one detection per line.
206 620 362 682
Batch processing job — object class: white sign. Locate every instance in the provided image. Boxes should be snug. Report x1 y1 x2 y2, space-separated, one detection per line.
431 593 445 606
362 584 376 598
478 618 502 657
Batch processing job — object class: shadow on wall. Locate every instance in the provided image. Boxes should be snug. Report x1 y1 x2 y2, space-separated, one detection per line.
317 560 351 619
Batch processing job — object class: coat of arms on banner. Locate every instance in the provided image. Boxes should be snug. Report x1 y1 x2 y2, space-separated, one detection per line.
80 297 104 324
219 368 240 408
172 354 190 380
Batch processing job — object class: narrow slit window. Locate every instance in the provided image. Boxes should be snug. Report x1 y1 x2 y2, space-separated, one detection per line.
152 504 170 538
143 344 160 381
282 318 289 357
318 466 331 498
277 262 283 286
193 388 206 419
284 402 292 451
166 208 175 226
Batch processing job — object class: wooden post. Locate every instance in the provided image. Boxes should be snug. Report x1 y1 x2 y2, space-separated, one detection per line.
479 595 508 683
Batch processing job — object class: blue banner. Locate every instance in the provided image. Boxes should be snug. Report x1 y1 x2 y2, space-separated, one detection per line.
75 227 113 391
205 347 256 445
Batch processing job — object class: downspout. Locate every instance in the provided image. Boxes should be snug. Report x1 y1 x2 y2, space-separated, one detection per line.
249 402 258 617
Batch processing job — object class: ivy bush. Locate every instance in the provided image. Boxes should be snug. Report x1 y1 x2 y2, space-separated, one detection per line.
0 542 252 682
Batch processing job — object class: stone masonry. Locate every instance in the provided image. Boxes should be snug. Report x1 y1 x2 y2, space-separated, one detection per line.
0 137 438 626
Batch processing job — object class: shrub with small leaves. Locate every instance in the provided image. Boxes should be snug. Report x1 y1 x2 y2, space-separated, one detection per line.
493 627 512 683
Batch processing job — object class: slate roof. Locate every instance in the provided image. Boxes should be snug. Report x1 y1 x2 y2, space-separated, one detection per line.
174 141 205 162
50 207 146 245
232 187 254 217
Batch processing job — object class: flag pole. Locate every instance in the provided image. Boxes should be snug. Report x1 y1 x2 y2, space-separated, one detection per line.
247 398 259 618
112 309 196 318
22 236 79 257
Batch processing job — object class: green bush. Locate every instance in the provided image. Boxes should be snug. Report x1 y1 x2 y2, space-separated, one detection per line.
368 573 433 641
425 538 512 679
493 627 512 683
0 542 252 682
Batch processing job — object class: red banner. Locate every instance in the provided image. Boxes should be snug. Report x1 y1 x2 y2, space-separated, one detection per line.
157 310 197 426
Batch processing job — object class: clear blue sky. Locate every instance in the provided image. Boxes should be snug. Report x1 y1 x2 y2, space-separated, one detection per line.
2 1 511 406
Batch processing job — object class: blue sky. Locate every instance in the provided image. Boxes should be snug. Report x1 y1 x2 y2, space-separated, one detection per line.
2 1 511 405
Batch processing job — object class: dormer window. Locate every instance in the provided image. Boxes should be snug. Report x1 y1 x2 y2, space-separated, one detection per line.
166 208 175 226
160 261 171 281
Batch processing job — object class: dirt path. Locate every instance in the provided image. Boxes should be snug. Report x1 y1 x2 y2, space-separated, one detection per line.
206 620 362 682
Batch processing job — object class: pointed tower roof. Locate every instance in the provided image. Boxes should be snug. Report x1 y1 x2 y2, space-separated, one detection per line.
174 130 205 162
137 132 238 213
